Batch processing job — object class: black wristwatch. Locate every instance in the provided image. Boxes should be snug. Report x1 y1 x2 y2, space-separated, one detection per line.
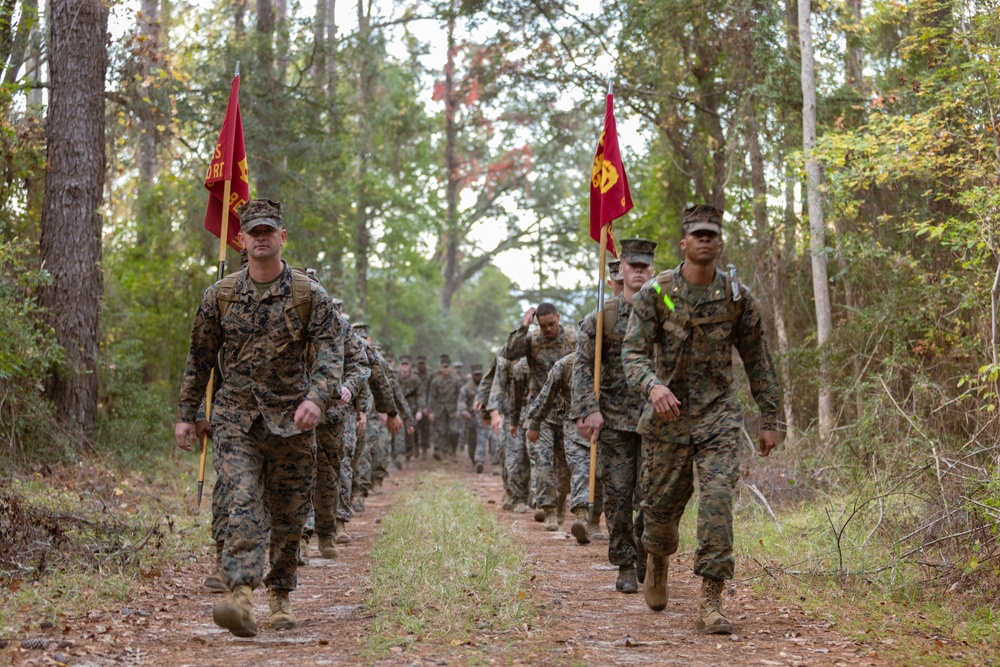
387 410 398 417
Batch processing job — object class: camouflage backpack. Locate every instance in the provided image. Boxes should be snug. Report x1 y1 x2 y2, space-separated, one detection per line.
527 325 577 379
216 267 316 325
650 268 744 328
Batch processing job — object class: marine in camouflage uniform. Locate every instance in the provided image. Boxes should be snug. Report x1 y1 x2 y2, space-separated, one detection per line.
621 205 780 631
302 308 370 560
397 356 426 461
175 199 344 637
381 351 415 474
503 303 576 528
457 365 490 472
428 355 462 460
525 352 604 543
415 356 432 456
571 239 657 594
497 357 532 512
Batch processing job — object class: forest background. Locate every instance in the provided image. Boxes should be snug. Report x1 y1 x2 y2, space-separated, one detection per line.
2 0 1000 660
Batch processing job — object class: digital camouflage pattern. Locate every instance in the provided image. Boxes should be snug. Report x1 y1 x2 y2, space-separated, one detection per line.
499 359 531 505
526 354 601 513
600 428 645 567
527 421 570 510
428 372 462 454
398 371 425 458
504 324 577 401
621 266 780 580
570 297 645 430
178 263 344 432
621 267 779 442
336 409 359 522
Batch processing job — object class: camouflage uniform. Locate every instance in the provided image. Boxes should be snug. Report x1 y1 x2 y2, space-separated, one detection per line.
398 370 425 459
505 358 534 507
527 354 600 516
306 318 370 541
359 345 399 495
415 363 432 455
428 371 462 458
458 375 490 467
572 296 647 568
622 266 779 580
177 262 344 592
503 323 576 510
386 364 415 467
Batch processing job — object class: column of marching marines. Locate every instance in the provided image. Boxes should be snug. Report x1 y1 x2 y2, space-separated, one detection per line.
175 199 780 638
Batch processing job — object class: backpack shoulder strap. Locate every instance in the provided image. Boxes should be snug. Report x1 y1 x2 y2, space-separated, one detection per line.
652 269 676 319
216 273 242 319
562 357 572 385
601 296 618 342
289 268 313 325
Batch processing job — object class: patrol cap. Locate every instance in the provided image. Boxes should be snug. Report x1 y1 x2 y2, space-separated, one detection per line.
416 355 427 363
682 204 723 236
237 199 283 232
352 322 371 337
439 354 451 367
454 360 464 368
399 355 412 365
608 259 623 282
471 363 483 374
619 238 657 266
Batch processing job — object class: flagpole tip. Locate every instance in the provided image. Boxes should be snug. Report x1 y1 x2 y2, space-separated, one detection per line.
235 61 240 77
607 79 613 95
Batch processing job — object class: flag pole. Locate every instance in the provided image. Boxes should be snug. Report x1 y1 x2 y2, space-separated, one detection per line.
198 61 240 509
588 223 611 523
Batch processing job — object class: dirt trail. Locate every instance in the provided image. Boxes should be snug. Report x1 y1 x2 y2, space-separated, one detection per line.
9 460 889 666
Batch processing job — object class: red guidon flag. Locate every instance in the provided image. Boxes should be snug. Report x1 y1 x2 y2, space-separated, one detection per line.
589 93 633 257
204 74 249 251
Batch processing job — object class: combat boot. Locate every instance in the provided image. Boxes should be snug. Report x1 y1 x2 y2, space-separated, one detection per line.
644 554 668 612
616 564 638 594
269 589 296 630
476 463 484 474
212 584 257 637
501 493 513 511
203 542 228 593
513 502 530 514
570 508 591 545
696 577 733 634
335 520 352 544
556 494 567 524
318 535 338 559
533 508 545 522
372 478 383 495
351 494 366 513
298 535 310 566
543 507 559 531
588 516 607 541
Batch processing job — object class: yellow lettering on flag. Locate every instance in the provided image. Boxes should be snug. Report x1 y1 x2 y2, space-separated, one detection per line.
238 157 249 184
214 142 222 160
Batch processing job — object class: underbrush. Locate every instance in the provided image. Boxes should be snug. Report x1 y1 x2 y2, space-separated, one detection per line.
0 457 211 638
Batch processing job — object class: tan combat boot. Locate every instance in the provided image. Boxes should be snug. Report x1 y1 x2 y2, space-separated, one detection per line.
298 535 310 566
372 478 383 495
318 534 338 559
644 554 668 612
501 493 513 511
212 584 257 637
269 589 296 630
570 508 591 545
543 506 559 531
513 502 530 514
696 577 733 634
533 508 546 522
556 494 567 524
335 520 352 544
203 542 228 593
616 563 638 594
588 515 607 541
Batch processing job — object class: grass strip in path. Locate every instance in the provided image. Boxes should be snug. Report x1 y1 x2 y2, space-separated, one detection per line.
364 470 535 661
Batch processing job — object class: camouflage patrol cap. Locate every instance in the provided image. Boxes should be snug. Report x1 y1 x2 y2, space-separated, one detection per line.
454 360 464 368
439 354 452 367
237 199 283 232
682 204 723 235
352 322 371 337
471 363 483 374
416 355 427 363
608 259 623 282
619 238 657 266
399 355 412 364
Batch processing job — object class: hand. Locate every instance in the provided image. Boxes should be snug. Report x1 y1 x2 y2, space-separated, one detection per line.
455 411 462 420
462 411 471 419
509 425 517 437
387 415 403 436
407 426 415 435
195 420 212 440
428 412 435 423
473 400 483 411
175 422 197 452
339 386 353 404
759 429 778 457
576 412 604 440
357 411 368 434
294 399 322 430
490 410 502 433
649 384 682 422
527 429 540 443
379 413 389 424
521 307 537 328
416 410 423 422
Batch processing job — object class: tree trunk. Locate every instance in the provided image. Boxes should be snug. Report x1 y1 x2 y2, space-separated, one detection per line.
138 0 159 188
253 0 281 196
39 0 109 440
845 0 864 93
440 0 460 311
354 0 374 313
2 0 37 85
799 0 834 442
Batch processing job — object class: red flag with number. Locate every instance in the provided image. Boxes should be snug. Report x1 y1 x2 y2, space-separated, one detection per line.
589 94 633 258
204 75 249 251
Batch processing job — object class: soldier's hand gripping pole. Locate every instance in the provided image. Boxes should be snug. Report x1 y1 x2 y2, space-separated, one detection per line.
589 223 610 524
197 368 216 508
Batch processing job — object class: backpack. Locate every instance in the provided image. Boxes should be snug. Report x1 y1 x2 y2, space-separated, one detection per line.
217 267 315 324
652 269 744 328
527 326 577 379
